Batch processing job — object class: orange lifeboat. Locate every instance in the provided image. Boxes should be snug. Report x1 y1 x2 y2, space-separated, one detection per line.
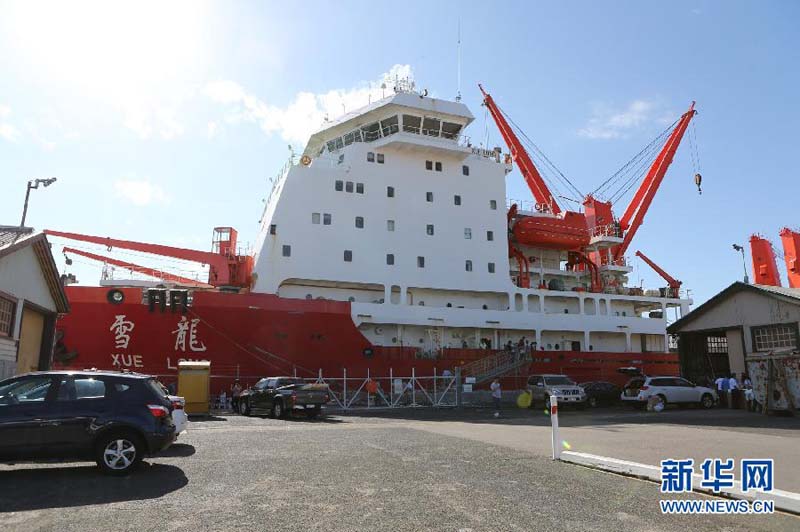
512 211 591 250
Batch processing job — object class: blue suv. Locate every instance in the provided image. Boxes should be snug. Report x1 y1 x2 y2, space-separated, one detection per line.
0 370 176 475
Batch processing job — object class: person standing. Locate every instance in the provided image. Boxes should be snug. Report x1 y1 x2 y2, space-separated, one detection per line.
742 374 755 412
490 378 502 417
231 380 243 412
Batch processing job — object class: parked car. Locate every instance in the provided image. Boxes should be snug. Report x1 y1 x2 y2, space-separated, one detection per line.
168 395 188 435
527 374 587 409
239 377 330 418
0 370 176 475
578 381 622 407
621 375 717 409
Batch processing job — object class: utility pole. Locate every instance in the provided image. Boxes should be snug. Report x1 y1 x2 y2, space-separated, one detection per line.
732 244 750 284
20 177 57 227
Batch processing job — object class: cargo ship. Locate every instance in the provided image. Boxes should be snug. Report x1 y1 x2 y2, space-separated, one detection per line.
50 79 696 391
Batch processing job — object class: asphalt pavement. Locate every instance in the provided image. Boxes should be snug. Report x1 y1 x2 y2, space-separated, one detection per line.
0 408 798 531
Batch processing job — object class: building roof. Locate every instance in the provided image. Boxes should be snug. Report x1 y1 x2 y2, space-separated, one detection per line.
0 228 70 314
667 281 800 333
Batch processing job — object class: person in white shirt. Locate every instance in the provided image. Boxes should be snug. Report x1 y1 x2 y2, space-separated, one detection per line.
490 379 502 417
728 374 739 390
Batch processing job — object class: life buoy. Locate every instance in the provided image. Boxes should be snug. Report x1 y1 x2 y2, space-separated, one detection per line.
301 155 312 166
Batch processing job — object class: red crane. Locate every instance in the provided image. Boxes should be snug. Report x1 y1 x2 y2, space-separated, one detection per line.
780 227 800 288
62 246 212 287
749 234 782 287
44 228 253 288
635 250 682 298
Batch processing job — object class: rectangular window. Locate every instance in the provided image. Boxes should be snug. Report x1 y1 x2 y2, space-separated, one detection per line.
387 220 395 232
335 180 343 191
312 212 321 224
345 181 354 193
282 245 291 257
488 262 496 273
355 216 364 228
465 260 473 272
453 195 462 206
464 228 472 239
377 153 385 164
323 213 332 225
426 224 434 236
417 256 425 268
422 117 441 137
426 192 433 202
753 324 798 352
0 296 15 336
402 114 421 133
426 160 433 171
462 165 470 176
386 254 394 265
435 161 442 172
487 230 494 241
356 182 364 194
269 224 276 235
490 200 497 210
344 250 353 262
367 152 375 162
705 336 728 354
387 186 395 198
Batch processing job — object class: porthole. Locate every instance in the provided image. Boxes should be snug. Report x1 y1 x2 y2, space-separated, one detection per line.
107 289 124 305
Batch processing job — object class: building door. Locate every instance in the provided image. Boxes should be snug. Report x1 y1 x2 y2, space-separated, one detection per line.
17 308 45 374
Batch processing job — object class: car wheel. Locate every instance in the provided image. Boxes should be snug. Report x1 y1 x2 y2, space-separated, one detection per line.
271 400 284 419
239 399 251 416
656 394 668 409
95 432 144 476
588 396 598 408
701 393 714 409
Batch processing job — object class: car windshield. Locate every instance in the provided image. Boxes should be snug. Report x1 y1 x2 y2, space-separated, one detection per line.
544 376 575 385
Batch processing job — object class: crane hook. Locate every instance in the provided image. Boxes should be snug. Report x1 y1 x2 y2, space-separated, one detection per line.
694 173 702 195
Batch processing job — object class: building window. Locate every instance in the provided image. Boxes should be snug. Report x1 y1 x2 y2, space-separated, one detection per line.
464 228 472 239
426 160 433 171
487 230 494 241
435 161 442 172
282 245 291 257
355 216 364 228
312 213 321 224
488 262 496 273
386 254 394 265
426 192 433 202
269 224 277 235
367 152 375 162
356 182 364 194
454 195 461 206
387 186 395 198
753 324 798 352
377 153 385 164
706 336 728 354
345 181 354 193
323 213 332 225
0 296 14 336
387 219 395 231
462 165 469 176
417 256 425 268
344 250 353 262
426 224 434 236
335 180 343 191
490 200 497 210
465 260 473 272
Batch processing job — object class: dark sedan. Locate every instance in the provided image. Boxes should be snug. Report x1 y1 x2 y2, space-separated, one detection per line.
578 381 622 407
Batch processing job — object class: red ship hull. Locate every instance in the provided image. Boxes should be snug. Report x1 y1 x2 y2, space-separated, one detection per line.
55 286 679 393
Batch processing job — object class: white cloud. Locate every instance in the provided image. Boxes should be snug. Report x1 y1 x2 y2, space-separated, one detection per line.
114 179 169 206
578 99 664 139
207 120 219 139
0 104 21 141
205 64 414 144
123 104 185 140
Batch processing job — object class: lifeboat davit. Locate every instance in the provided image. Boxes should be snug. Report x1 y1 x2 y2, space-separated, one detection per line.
512 211 590 250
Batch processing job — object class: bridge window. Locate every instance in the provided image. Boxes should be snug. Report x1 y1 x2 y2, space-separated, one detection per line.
403 114 421 133
422 117 441 137
361 122 380 142
380 116 399 136
442 121 462 139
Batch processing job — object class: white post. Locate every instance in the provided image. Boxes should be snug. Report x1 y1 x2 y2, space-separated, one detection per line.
550 394 561 460
343 367 348 410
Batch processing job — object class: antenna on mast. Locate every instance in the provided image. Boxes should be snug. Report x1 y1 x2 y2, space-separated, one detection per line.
456 18 462 102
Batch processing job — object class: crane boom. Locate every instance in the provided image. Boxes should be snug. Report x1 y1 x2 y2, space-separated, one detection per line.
615 102 697 260
45 229 233 285
635 250 681 289
62 247 212 287
479 84 561 215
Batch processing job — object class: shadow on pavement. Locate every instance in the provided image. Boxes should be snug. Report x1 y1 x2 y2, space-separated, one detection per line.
187 415 228 422
158 443 196 457
0 462 188 512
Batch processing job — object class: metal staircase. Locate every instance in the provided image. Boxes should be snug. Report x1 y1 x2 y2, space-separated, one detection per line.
460 349 532 384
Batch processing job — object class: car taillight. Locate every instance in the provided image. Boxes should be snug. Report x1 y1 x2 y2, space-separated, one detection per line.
171 400 183 410
148 404 170 418
640 385 649 391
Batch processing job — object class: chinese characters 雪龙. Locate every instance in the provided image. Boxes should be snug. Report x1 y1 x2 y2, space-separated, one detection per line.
109 315 135 349
173 316 207 352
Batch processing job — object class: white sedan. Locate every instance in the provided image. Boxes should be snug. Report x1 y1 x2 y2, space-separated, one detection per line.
621 376 717 409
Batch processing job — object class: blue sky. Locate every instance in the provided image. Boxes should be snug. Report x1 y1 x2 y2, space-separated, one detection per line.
1 0 798 306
